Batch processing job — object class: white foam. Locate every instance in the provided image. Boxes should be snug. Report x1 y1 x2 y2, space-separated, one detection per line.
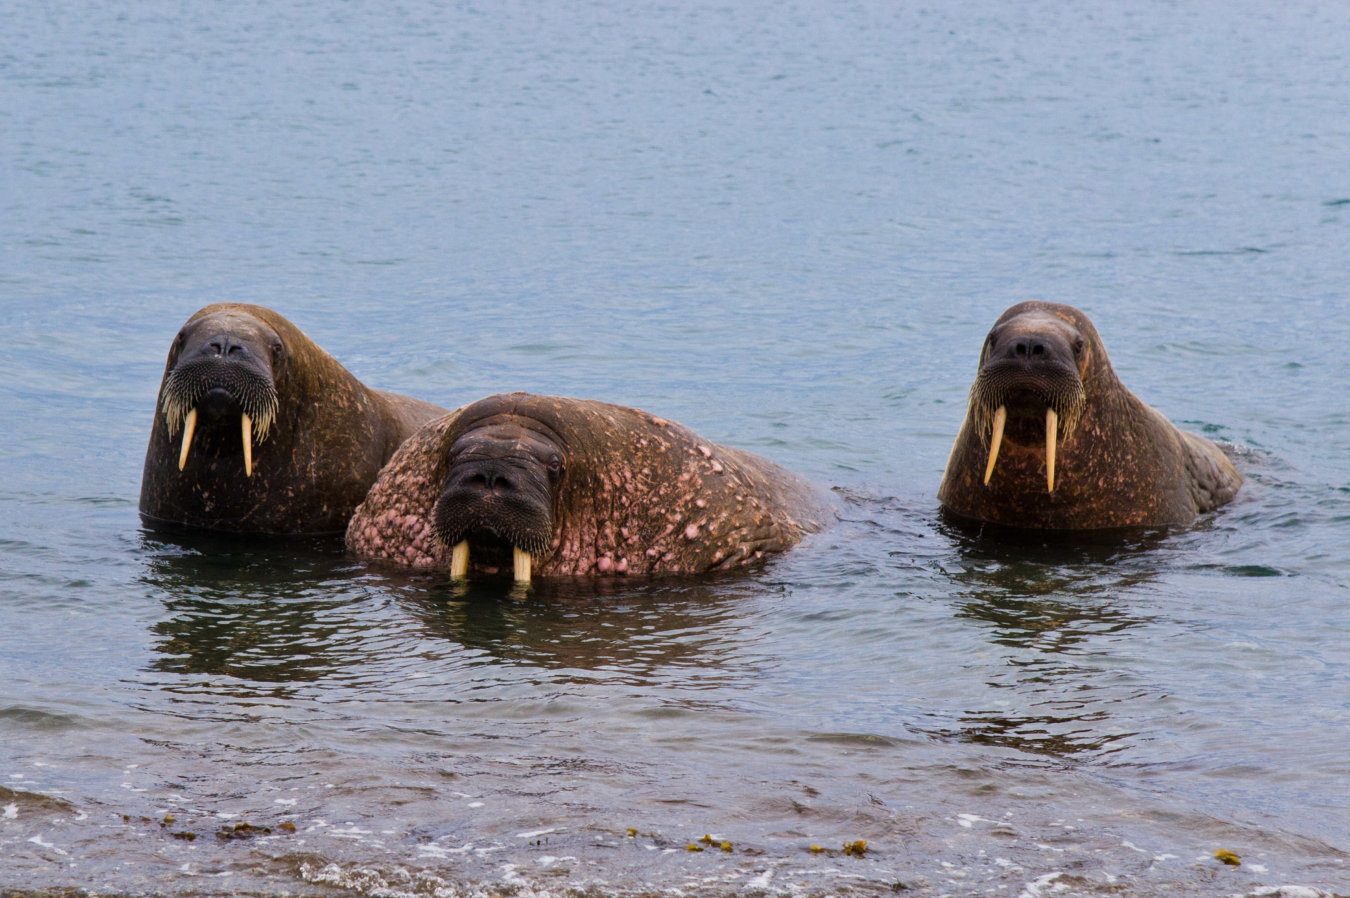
747 869 774 889
3 804 16 819
327 826 371 839
518 827 556 838
27 834 68 856
1018 871 1062 898
417 841 474 858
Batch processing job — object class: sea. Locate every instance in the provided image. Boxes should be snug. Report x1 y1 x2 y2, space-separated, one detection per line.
2 2 1348 895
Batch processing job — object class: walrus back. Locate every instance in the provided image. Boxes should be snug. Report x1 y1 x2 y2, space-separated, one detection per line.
1178 429 1242 514
370 389 454 459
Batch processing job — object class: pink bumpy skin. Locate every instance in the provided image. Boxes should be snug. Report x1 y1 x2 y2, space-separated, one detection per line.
345 393 831 576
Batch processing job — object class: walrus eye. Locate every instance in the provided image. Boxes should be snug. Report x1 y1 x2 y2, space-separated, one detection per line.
271 342 283 359
546 454 562 475
1074 339 1084 355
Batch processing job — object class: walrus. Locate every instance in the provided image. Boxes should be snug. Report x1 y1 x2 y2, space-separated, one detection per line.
938 301 1241 529
346 393 831 579
139 304 448 534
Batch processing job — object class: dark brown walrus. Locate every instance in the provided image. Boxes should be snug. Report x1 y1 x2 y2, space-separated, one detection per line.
346 393 831 579
139 304 448 534
938 301 1241 529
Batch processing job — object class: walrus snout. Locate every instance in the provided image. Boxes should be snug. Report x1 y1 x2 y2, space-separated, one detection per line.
969 316 1090 493
970 358 1085 439
199 386 241 421
431 452 556 581
161 316 282 479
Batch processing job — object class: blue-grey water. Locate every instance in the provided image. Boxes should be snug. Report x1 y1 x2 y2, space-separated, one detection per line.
3 2 1349 895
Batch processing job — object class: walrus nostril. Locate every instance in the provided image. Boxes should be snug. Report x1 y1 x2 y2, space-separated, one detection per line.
204 336 249 358
1011 340 1047 359
467 470 516 492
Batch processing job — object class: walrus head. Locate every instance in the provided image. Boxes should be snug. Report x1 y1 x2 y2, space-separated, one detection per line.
429 405 568 583
968 302 1101 493
159 310 283 478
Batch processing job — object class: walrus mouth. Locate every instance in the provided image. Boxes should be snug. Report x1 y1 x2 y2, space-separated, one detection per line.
431 503 550 584
161 358 279 477
969 361 1085 493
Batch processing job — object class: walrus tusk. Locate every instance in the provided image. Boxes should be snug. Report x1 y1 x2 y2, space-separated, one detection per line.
450 540 469 578
1046 407 1058 493
178 408 197 471
983 405 1006 485
242 412 253 478
513 547 532 583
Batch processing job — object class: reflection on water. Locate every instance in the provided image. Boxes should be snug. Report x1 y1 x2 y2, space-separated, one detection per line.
141 532 359 689
930 522 1167 758
394 577 757 684
142 532 768 698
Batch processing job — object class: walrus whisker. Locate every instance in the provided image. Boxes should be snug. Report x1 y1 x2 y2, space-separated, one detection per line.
1046 407 1057 493
983 405 1006 485
178 407 197 471
242 413 253 478
450 540 469 578
161 359 279 447
513 547 532 583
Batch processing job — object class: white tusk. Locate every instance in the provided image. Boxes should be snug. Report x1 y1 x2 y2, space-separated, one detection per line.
513 547 532 583
242 413 253 478
450 540 469 578
1046 407 1058 493
983 405 1006 485
178 408 197 471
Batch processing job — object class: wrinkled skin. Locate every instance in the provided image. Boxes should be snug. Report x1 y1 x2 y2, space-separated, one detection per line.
347 393 832 575
140 304 448 534
938 301 1241 529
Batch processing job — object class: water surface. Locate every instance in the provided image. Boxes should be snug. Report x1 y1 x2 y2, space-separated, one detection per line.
3 1 1349 895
